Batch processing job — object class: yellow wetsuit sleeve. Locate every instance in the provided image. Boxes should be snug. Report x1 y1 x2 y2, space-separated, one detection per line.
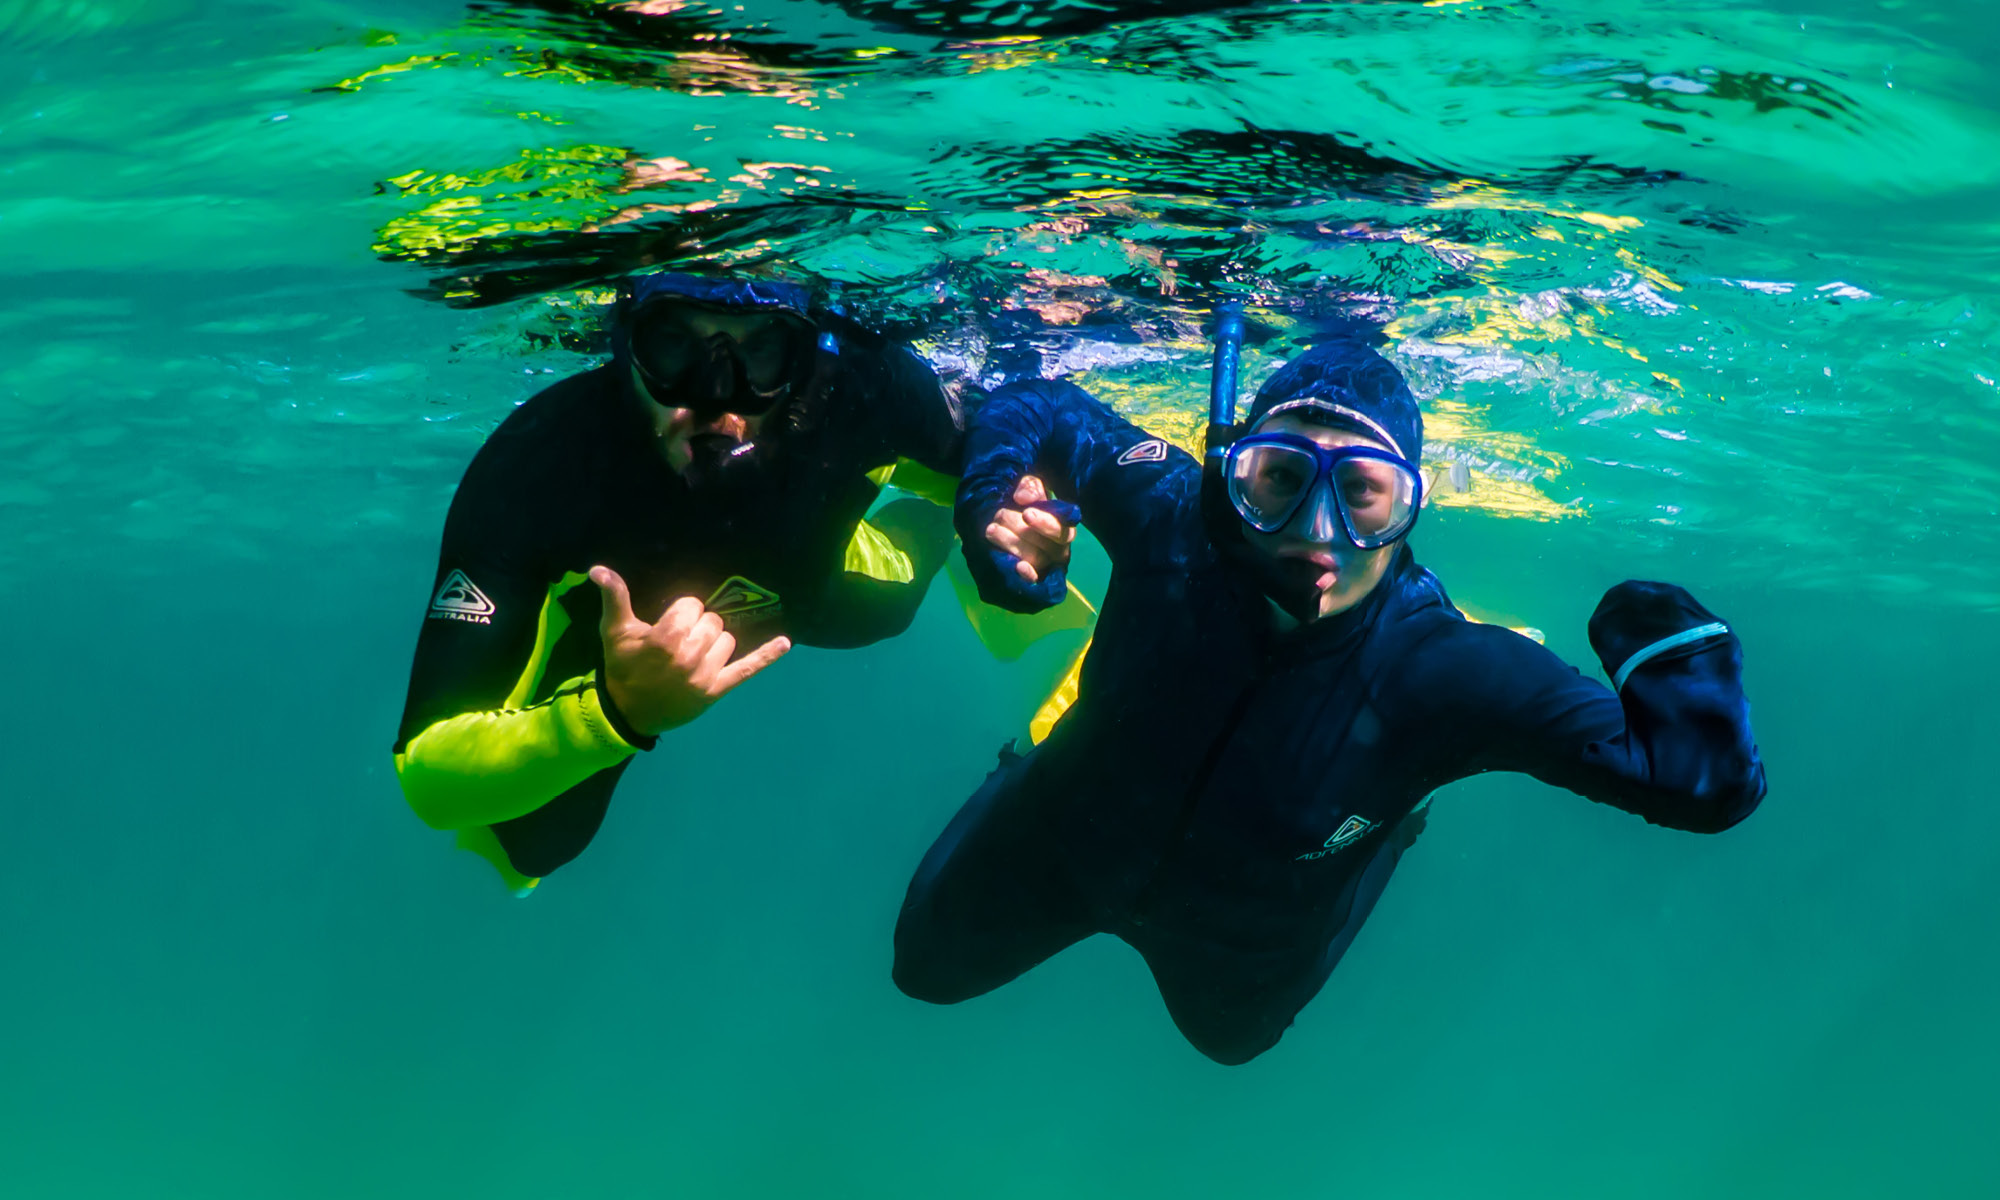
393 671 639 831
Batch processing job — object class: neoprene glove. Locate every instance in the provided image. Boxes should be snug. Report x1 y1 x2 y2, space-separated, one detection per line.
1584 580 1766 831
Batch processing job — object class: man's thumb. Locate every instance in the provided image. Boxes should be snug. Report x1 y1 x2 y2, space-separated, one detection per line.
591 565 636 631
1014 474 1048 505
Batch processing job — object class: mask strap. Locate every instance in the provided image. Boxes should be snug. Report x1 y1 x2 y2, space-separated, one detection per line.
1612 622 1729 691
1322 404 1406 461
630 361 660 408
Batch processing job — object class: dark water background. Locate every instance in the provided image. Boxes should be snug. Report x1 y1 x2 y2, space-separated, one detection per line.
3 0 1997 1195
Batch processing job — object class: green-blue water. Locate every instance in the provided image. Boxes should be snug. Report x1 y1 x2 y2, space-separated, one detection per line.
3 1 1997 1195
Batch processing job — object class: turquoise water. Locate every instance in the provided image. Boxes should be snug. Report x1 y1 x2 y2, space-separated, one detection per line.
3 0 1998 1195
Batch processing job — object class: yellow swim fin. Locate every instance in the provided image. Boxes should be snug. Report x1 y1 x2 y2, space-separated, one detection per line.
1457 601 1544 644
1028 636 1091 745
868 458 959 509
842 517 917 584
945 551 1097 662
454 824 541 898
868 456 1099 662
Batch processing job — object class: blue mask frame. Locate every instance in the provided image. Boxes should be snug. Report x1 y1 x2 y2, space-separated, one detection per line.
1223 431 1423 548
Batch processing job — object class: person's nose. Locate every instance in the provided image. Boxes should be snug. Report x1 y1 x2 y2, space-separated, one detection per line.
702 333 738 399
1291 478 1340 544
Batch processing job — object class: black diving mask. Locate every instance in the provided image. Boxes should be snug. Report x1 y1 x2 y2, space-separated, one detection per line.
629 301 817 419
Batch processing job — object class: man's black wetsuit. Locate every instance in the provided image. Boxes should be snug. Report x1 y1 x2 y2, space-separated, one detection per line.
393 297 962 881
893 378 1767 1065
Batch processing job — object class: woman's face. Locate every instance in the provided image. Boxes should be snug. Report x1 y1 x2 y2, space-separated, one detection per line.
1239 414 1402 619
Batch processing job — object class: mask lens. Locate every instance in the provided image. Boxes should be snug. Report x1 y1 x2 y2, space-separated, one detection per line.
632 306 701 381
1228 441 1321 531
630 304 811 415
1331 455 1419 546
733 318 805 392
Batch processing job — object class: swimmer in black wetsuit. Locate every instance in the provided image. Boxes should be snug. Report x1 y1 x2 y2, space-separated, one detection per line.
893 316 1767 1064
393 273 965 893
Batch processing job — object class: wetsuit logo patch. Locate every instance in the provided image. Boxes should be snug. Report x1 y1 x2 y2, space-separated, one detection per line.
1295 815 1376 862
705 575 783 623
429 570 495 624
1117 439 1169 465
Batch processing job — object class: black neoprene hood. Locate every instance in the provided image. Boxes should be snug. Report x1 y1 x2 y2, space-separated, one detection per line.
1245 339 1423 462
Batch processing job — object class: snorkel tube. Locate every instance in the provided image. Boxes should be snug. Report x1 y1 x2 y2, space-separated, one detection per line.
1199 301 1246 542
1206 301 1245 457
1199 300 1323 622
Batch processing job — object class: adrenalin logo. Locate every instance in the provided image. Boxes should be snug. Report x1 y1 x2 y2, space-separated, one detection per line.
1117 439 1169 465
1295 815 1376 862
705 575 783 624
429 570 496 624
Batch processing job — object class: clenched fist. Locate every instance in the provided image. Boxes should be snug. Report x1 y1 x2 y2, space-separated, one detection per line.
985 475 1077 583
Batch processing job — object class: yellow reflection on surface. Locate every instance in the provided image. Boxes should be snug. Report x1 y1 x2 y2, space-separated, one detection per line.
1121 406 1206 458
955 38 1058 74
1615 246 1684 292
1425 474 1576 521
1387 292 1650 363
1427 180 1643 234
373 145 638 259
1423 396 1568 474
328 53 462 93
1076 366 1208 459
1419 397 1577 521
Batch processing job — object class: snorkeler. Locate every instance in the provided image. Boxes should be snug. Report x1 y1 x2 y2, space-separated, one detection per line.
892 310 1767 1065
393 272 966 894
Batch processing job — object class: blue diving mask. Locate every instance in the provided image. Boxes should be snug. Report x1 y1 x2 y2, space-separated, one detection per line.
1224 432 1422 549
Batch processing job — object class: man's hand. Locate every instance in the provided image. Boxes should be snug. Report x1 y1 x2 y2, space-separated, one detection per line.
591 566 792 737
984 475 1077 584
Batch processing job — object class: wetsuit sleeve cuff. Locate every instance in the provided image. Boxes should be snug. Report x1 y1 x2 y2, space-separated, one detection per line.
591 670 659 751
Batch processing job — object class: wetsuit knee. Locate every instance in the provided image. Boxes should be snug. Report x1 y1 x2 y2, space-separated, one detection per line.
1156 995 1293 1066
1187 1027 1286 1067
890 915 987 1005
489 762 626 878
892 744 1094 1006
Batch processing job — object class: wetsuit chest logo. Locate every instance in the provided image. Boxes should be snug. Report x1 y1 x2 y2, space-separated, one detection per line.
1117 439 1168 465
1295 815 1376 862
706 575 783 625
429 569 496 625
